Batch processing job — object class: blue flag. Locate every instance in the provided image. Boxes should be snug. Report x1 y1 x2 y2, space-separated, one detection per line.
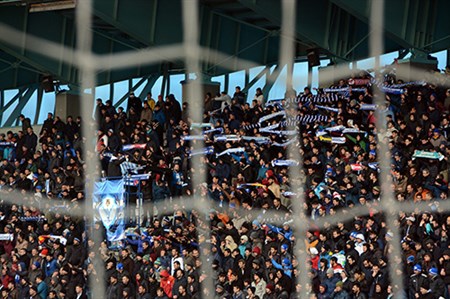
93 179 126 242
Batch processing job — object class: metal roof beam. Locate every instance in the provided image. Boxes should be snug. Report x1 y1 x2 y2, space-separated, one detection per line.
330 0 416 50
237 0 348 60
0 44 53 78
3 86 36 127
92 9 150 46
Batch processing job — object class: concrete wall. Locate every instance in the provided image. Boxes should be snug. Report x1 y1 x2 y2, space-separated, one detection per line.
0 124 43 135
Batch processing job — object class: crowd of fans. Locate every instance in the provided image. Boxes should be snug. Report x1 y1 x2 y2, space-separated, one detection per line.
0 69 449 298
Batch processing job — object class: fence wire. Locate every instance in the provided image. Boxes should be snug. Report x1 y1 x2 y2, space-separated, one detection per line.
0 1 449 298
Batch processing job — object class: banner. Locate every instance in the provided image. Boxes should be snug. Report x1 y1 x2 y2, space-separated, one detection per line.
271 159 299 167
359 104 377 111
120 161 145 175
258 111 286 123
0 234 13 241
181 135 205 141
350 164 363 171
272 139 296 147
297 94 340 104
348 78 371 86
214 135 240 142
124 174 151 186
122 144 146 151
216 147 245 157
38 235 68 246
412 150 445 161
265 98 283 106
93 179 126 242
241 136 271 144
190 123 212 129
204 127 223 134
368 162 379 171
237 183 266 189
0 142 15 147
259 123 281 132
319 136 346 144
242 115 328 131
261 129 297 136
322 87 366 93
188 146 215 157
316 105 339 113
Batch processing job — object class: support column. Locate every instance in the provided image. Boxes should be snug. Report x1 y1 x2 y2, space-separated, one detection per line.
318 60 351 87
307 64 312 87
55 92 82 120
447 48 450 68
396 49 438 81
181 76 220 103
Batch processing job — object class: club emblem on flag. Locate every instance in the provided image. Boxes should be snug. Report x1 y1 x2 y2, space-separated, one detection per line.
93 179 126 242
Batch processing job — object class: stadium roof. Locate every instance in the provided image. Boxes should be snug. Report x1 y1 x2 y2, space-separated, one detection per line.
0 0 449 90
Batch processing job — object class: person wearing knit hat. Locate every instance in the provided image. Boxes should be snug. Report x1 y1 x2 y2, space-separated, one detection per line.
321 265 339 297
428 267 446 298
410 264 427 299
354 233 365 256
39 248 48 257
332 280 350 298
240 235 248 243
215 283 228 298
252 220 261 229
266 284 274 293
252 246 261 255
282 258 291 267
429 267 438 276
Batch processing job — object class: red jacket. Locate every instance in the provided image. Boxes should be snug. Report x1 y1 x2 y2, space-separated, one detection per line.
160 270 175 298
1 274 12 289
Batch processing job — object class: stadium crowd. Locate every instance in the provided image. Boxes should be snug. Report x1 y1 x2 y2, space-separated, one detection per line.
0 70 448 299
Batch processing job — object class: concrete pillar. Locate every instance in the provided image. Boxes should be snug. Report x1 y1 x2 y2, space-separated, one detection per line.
396 60 438 82
55 92 82 120
180 79 221 103
318 63 351 87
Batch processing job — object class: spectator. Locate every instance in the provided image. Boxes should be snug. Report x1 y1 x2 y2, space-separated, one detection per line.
1 72 450 299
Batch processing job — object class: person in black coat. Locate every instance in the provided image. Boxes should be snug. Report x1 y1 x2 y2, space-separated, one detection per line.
136 284 151 299
166 94 182 124
428 267 446 298
107 154 125 177
66 237 86 269
24 127 38 153
127 92 142 116
66 268 85 298
107 129 121 153
172 269 187 298
40 112 54 135
106 274 121 299
19 114 32 132
74 284 88 299
155 287 169 299
17 277 30 299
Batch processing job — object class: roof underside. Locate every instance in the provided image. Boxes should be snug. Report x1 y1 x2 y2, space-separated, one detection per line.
0 0 449 90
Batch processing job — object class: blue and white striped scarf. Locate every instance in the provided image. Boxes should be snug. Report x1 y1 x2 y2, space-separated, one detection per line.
297 93 340 103
271 159 299 167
